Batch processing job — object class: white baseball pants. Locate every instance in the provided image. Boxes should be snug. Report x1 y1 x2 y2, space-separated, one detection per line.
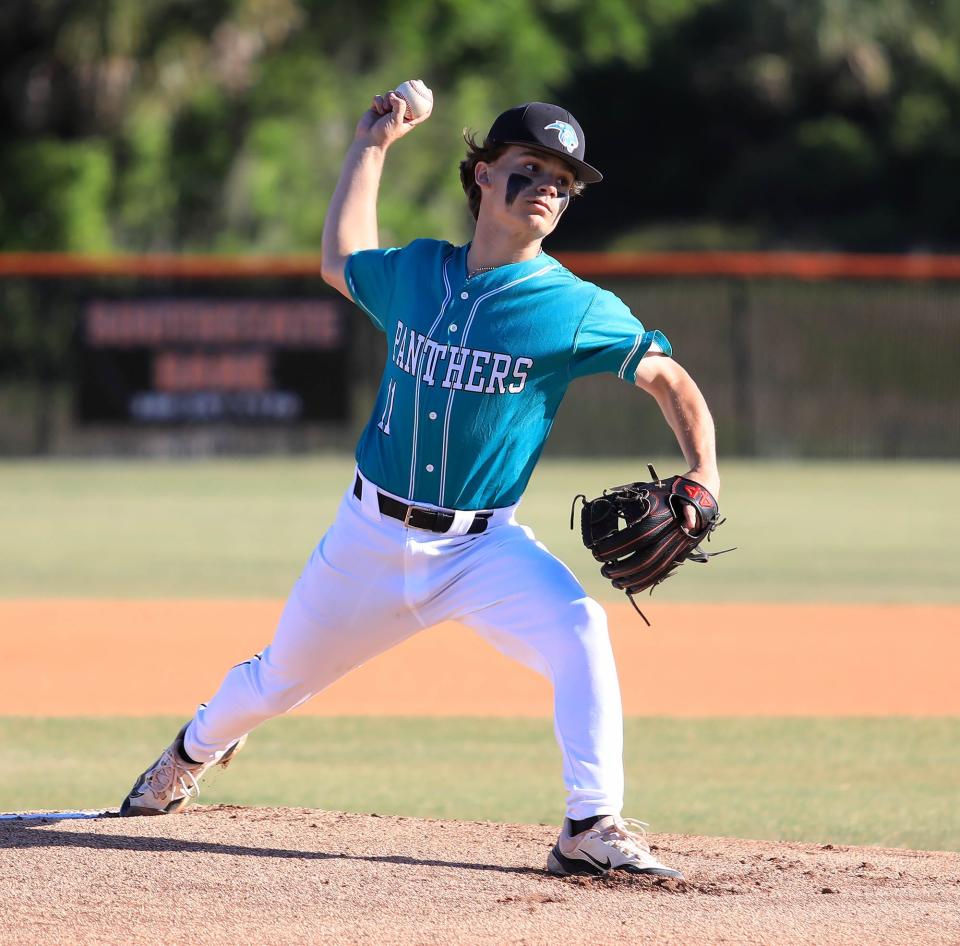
185 470 625 820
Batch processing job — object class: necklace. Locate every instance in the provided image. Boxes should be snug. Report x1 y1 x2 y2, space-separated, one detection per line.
468 264 497 278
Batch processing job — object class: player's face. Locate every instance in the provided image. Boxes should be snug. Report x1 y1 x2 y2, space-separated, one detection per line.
477 147 576 238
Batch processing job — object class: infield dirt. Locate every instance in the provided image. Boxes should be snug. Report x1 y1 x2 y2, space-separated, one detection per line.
2 806 958 946
2 600 958 715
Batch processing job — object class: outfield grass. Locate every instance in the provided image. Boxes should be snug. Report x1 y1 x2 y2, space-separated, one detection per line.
0 456 957 601
1 716 958 852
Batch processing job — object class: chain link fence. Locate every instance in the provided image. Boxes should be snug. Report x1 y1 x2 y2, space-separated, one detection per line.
1 255 958 458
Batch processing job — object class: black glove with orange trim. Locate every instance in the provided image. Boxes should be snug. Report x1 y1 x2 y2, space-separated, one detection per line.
571 465 731 625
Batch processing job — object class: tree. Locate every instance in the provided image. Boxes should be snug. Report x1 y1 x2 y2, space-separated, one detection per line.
553 0 960 250
0 0 694 251
4 0 960 253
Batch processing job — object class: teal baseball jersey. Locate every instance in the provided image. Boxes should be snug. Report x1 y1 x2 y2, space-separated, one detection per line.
345 238 672 510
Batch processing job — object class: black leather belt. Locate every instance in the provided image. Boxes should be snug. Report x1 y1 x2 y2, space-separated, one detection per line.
353 475 492 535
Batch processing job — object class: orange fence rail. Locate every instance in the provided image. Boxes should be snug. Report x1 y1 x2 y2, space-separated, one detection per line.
4 251 960 280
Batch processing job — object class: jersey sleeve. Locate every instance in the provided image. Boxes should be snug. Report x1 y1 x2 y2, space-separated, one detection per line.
569 287 672 382
343 246 404 332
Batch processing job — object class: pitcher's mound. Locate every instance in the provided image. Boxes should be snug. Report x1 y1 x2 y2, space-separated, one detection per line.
1 806 957 945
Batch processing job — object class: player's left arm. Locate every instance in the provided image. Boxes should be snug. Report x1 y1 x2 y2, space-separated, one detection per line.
634 353 720 526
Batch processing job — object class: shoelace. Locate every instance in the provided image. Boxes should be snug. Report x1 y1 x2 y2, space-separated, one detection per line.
147 749 202 800
599 817 652 856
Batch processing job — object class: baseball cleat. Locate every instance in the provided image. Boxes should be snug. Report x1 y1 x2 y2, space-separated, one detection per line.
119 723 246 817
546 816 683 878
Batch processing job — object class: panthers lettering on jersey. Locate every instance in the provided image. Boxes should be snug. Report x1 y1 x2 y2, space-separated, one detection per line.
392 323 533 394
345 238 671 510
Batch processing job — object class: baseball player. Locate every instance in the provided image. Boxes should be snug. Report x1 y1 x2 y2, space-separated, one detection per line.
120 90 720 880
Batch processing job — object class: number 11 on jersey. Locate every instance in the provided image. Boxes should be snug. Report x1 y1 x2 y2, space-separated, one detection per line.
378 379 397 435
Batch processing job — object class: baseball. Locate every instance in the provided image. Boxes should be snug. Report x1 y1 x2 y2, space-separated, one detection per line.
395 79 433 122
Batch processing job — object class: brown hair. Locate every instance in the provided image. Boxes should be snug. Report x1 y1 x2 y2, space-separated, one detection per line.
459 130 586 221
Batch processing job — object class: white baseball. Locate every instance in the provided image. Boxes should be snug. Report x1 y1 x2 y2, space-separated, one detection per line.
395 79 433 122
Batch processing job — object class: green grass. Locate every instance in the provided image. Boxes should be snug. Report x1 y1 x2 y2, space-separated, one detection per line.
0 456 957 601
2 716 958 852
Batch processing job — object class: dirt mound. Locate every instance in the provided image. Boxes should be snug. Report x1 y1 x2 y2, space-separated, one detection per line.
1 807 957 945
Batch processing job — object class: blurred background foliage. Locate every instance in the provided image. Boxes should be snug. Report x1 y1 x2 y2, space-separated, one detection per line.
2 0 960 253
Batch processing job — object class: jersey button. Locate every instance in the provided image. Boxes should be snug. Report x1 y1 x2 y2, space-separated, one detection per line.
428 411 437 420
460 291 468 300
449 323 458 332
426 464 435 472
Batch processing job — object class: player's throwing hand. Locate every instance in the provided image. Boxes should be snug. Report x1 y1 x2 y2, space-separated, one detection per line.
356 90 429 148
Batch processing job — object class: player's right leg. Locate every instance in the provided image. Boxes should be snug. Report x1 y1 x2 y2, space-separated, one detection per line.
119 485 424 815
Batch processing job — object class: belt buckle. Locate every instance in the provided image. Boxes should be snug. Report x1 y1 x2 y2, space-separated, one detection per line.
403 504 416 528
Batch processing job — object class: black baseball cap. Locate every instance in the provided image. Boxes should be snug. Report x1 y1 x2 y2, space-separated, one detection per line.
486 102 603 183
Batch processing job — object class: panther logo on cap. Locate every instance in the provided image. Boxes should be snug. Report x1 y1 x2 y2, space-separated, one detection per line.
544 121 579 154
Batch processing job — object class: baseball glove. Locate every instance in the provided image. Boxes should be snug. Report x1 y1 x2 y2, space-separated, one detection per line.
571 464 732 625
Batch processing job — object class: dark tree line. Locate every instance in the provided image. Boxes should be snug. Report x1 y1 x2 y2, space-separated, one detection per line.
2 0 959 253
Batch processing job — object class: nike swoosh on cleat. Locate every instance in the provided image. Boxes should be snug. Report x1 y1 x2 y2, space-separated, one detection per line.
580 850 612 871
